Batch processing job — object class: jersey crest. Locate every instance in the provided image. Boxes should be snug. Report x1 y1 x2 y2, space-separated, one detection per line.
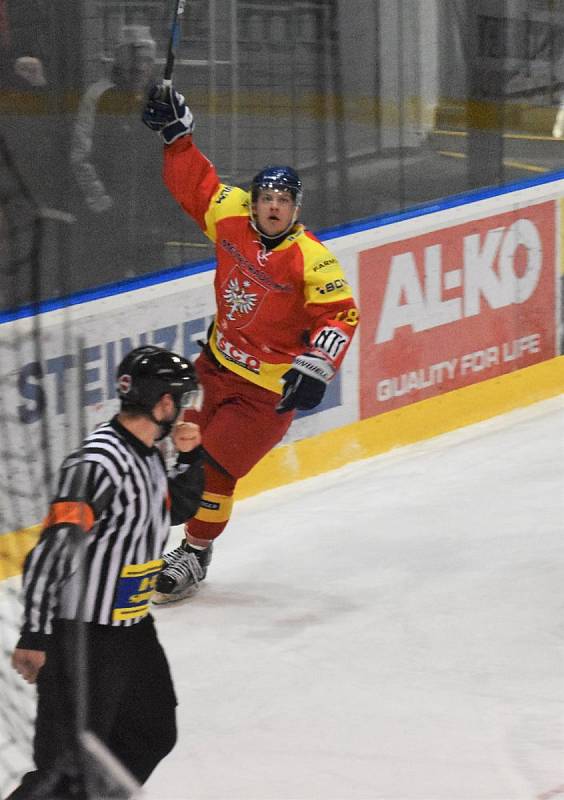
218 265 269 329
223 277 259 320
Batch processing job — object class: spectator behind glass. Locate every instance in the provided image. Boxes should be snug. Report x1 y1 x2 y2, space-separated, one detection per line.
70 25 168 287
13 55 46 88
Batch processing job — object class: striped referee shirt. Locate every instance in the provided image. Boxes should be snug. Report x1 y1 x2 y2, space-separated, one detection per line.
17 416 203 649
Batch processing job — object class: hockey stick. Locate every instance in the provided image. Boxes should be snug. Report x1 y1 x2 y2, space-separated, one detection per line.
163 0 187 88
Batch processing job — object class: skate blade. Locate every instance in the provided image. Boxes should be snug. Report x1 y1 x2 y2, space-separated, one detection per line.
152 584 200 605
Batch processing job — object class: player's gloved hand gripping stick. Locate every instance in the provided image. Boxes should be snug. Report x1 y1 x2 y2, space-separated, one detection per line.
142 0 193 143
142 86 193 143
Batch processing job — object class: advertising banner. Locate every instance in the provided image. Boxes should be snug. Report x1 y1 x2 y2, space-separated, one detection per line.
2 176 563 537
358 201 558 419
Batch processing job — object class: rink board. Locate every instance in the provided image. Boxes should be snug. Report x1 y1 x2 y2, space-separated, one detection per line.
1 170 564 572
237 356 564 499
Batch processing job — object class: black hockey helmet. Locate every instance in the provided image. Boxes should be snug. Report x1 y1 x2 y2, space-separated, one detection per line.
116 346 200 416
250 165 303 207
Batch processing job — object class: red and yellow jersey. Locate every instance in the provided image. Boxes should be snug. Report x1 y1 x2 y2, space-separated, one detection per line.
164 136 359 395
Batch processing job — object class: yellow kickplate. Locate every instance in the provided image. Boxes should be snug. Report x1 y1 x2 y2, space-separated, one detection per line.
0 525 42 581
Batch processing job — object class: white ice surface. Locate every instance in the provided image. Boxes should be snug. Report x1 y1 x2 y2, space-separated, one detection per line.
2 397 563 800
142 395 564 800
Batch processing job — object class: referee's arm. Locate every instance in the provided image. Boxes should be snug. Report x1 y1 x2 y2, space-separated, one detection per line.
168 445 205 525
18 459 113 649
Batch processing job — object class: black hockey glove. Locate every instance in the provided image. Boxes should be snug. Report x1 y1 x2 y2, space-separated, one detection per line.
276 353 335 414
142 83 194 145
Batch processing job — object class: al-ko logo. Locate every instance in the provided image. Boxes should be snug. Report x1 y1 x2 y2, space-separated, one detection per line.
358 201 556 418
376 217 542 344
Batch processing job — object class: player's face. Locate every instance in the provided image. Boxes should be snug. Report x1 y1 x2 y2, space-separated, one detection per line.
253 188 297 237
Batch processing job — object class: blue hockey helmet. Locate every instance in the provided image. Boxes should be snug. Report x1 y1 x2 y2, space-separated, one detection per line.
250 166 303 207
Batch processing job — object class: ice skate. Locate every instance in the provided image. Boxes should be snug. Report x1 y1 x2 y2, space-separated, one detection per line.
153 540 213 604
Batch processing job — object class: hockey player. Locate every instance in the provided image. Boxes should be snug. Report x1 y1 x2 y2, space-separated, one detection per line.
7 346 204 799
142 85 359 603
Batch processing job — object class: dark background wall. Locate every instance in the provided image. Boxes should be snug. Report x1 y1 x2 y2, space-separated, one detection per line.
2 0 564 309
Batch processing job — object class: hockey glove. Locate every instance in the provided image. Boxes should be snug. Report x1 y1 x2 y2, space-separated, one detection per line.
276 353 335 414
142 83 194 145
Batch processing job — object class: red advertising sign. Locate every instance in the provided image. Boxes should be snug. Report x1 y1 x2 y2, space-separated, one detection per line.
359 201 557 419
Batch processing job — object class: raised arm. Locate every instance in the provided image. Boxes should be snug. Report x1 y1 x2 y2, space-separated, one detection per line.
142 85 216 224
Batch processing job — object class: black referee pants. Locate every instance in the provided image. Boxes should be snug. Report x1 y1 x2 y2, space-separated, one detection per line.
7 615 177 799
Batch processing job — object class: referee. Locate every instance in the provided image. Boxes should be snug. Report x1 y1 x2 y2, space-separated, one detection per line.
7 346 205 799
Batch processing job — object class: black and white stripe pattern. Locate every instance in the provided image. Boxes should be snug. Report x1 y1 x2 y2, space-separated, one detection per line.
20 417 202 636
